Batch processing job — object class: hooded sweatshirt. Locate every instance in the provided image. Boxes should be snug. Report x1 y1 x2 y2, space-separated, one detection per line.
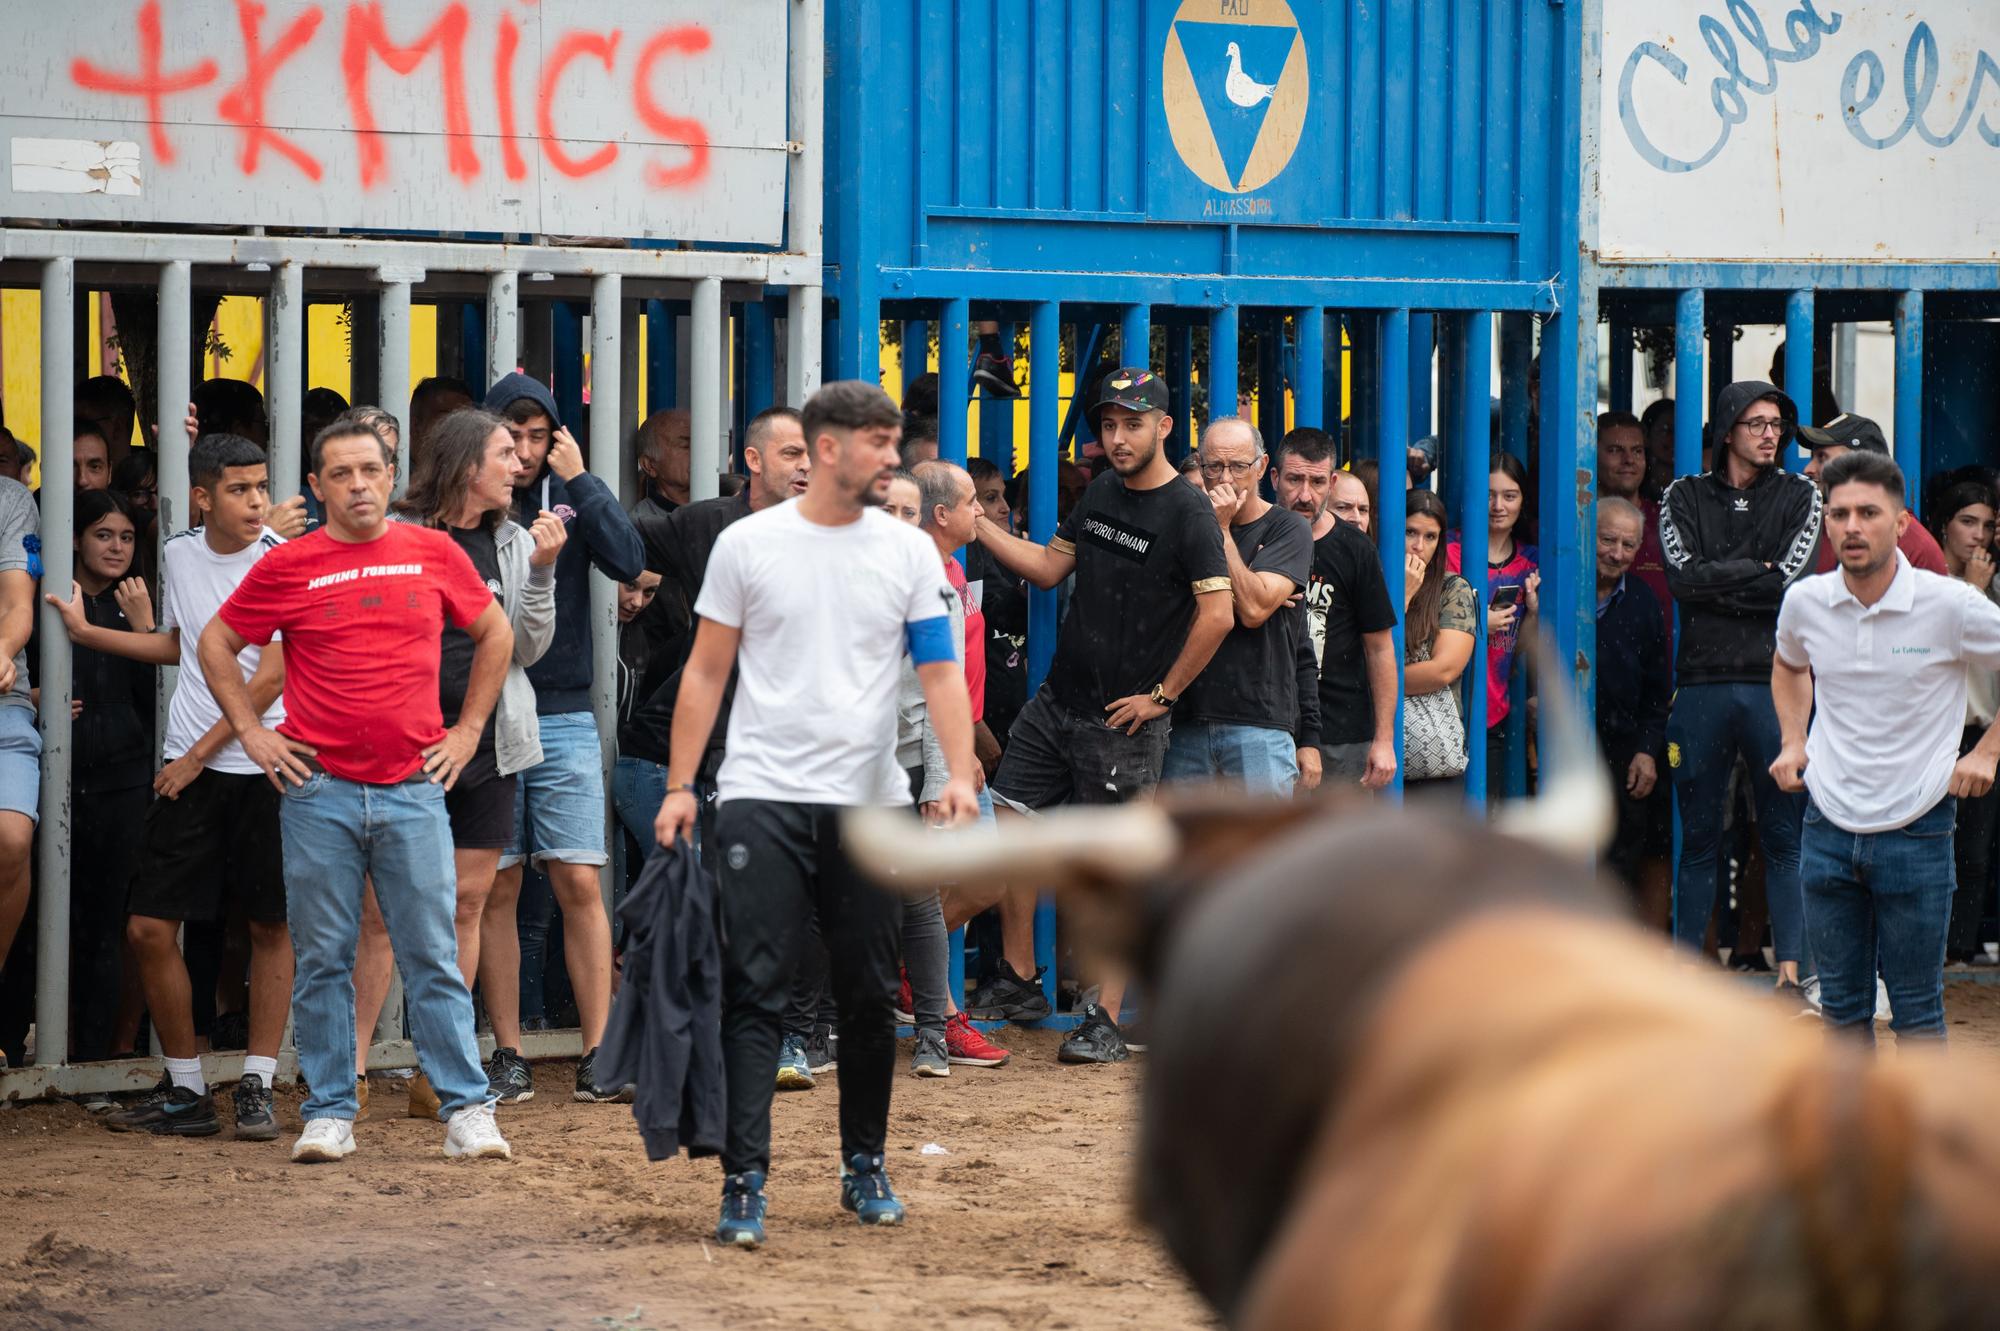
1658 381 1824 686
484 371 647 716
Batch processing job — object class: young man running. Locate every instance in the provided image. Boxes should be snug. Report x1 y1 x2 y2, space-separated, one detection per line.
49 434 292 1140
656 381 979 1249
1774 449 2000 1041
202 418 515 1164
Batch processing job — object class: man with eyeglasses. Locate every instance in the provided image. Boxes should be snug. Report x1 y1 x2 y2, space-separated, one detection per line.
1659 381 1824 999
969 367 1232 1064
1162 418 1316 795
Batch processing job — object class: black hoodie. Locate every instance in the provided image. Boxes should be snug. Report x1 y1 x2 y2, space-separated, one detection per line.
1658 381 1824 685
484 372 647 715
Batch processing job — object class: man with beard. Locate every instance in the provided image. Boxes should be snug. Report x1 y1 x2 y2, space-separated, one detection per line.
1271 429 1397 790
966 368 1232 1063
1774 449 2000 1042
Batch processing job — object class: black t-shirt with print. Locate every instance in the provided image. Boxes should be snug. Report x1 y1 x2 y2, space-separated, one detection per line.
438 523 504 783
1308 519 1399 745
967 543 1029 740
1044 470 1230 713
1180 505 1313 732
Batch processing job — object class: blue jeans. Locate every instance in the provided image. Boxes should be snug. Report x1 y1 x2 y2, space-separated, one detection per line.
500 711 609 869
1667 682 1809 966
612 755 667 853
281 772 491 1120
1802 795 1957 1044
1162 721 1298 795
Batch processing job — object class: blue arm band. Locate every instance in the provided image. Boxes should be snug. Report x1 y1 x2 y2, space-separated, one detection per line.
905 615 956 666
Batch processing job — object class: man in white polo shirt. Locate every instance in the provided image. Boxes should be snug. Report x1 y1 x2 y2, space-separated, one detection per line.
1771 449 2000 1043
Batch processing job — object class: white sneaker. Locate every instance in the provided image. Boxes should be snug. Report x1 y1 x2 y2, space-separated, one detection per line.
291 1117 356 1163
443 1102 511 1160
1875 977 1893 1022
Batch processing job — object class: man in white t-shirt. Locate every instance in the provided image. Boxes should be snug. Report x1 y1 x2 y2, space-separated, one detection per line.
655 381 978 1249
1772 449 2000 1043
46 434 292 1136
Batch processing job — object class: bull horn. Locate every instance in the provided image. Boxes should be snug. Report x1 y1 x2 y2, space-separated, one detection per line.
843 801 1179 892
1490 629 1616 861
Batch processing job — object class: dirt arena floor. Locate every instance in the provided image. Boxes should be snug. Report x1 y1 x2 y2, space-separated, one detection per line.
9 982 2000 1331
1 1026 1209 1331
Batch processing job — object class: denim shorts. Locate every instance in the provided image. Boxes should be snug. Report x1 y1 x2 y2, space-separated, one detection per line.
0 703 41 824
990 685 1170 812
499 711 609 869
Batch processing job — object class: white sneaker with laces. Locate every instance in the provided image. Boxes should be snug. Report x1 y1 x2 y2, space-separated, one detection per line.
443 1102 511 1160
291 1117 356 1163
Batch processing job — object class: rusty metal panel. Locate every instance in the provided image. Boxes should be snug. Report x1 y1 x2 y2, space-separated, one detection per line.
1599 1 2000 262
0 0 788 245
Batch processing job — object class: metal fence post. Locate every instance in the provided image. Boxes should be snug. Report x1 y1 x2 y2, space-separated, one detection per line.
156 261 192 731
266 262 304 499
691 278 723 502
1783 290 1815 461
1026 297 1060 1021
589 272 623 915
377 271 415 486
938 297 970 466
1457 311 1493 811
1377 307 1410 800
1121 303 1151 373
1294 307 1325 431
1673 290 1706 478
1208 305 1238 433
787 0 825 405
1896 290 1924 515
486 271 519 391
35 256 76 1067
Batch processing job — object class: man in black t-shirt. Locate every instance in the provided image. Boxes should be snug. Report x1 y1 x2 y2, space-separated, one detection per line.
1271 429 1398 789
969 368 1232 1064
1164 418 1314 794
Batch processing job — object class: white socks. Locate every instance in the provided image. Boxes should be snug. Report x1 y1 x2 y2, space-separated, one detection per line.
242 1055 278 1086
165 1056 206 1094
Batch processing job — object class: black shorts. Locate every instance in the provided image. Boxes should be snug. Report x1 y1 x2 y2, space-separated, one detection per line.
127 768 286 924
446 771 517 850
989 684 1170 812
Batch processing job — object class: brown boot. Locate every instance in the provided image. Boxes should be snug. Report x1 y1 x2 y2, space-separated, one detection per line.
407 1072 442 1120
355 1077 372 1122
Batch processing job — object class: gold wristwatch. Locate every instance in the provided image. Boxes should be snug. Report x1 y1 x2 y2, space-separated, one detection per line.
1149 684 1176 708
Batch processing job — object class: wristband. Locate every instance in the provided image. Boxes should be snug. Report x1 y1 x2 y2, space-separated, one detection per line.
666 781 695 795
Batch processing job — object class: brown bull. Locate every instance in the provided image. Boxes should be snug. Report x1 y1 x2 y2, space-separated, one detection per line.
846 679 2000 1330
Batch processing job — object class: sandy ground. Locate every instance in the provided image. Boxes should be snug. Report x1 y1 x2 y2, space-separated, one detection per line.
9 981 2000 1331
0 1027 1211 1331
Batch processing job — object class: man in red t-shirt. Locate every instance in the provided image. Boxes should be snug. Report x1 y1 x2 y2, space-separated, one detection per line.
201 419 516 1166
1802 415 1947 575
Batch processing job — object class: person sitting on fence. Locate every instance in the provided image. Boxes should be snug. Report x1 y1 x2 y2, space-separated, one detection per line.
1401 489 1477 800
49 433 293 1141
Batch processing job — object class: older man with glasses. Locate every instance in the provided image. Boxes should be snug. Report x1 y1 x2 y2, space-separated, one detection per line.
1161 417 1316 795
1659 380 1825 1001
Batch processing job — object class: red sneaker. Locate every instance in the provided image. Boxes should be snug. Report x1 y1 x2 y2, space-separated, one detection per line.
945 1011 1011 1067
895 970 914 1025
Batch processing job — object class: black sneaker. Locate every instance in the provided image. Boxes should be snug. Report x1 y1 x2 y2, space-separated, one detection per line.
972 353 1021 399
804 1022 839 1074
232 1074 279 1141
1057 1004 1130 1065
965 960 1052 1023
574 1046 635 1104
105 1081 221 1136
486 1046 535 1104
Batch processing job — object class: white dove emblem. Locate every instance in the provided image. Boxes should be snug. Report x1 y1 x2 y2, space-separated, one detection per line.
1224 41 1277 108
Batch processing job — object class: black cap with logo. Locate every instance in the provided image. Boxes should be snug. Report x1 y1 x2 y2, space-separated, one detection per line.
1087 367 1169 427
1797 413 1889 454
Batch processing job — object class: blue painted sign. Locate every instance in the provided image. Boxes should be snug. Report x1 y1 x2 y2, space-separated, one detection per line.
1157 0 1312 221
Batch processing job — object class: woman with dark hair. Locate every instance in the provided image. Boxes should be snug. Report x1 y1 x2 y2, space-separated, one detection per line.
1931 479 2000 963
1403 490 1479 797
1447 452 1540 788
350 408 566 1117
52 490 155 1059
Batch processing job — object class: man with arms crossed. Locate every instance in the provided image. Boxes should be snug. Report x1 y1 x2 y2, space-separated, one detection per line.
656 382 977 1249
202 419 516 1163
1772 450 2000 1043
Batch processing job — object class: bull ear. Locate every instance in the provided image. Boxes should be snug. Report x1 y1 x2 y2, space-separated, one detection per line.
1491 630 1616 860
